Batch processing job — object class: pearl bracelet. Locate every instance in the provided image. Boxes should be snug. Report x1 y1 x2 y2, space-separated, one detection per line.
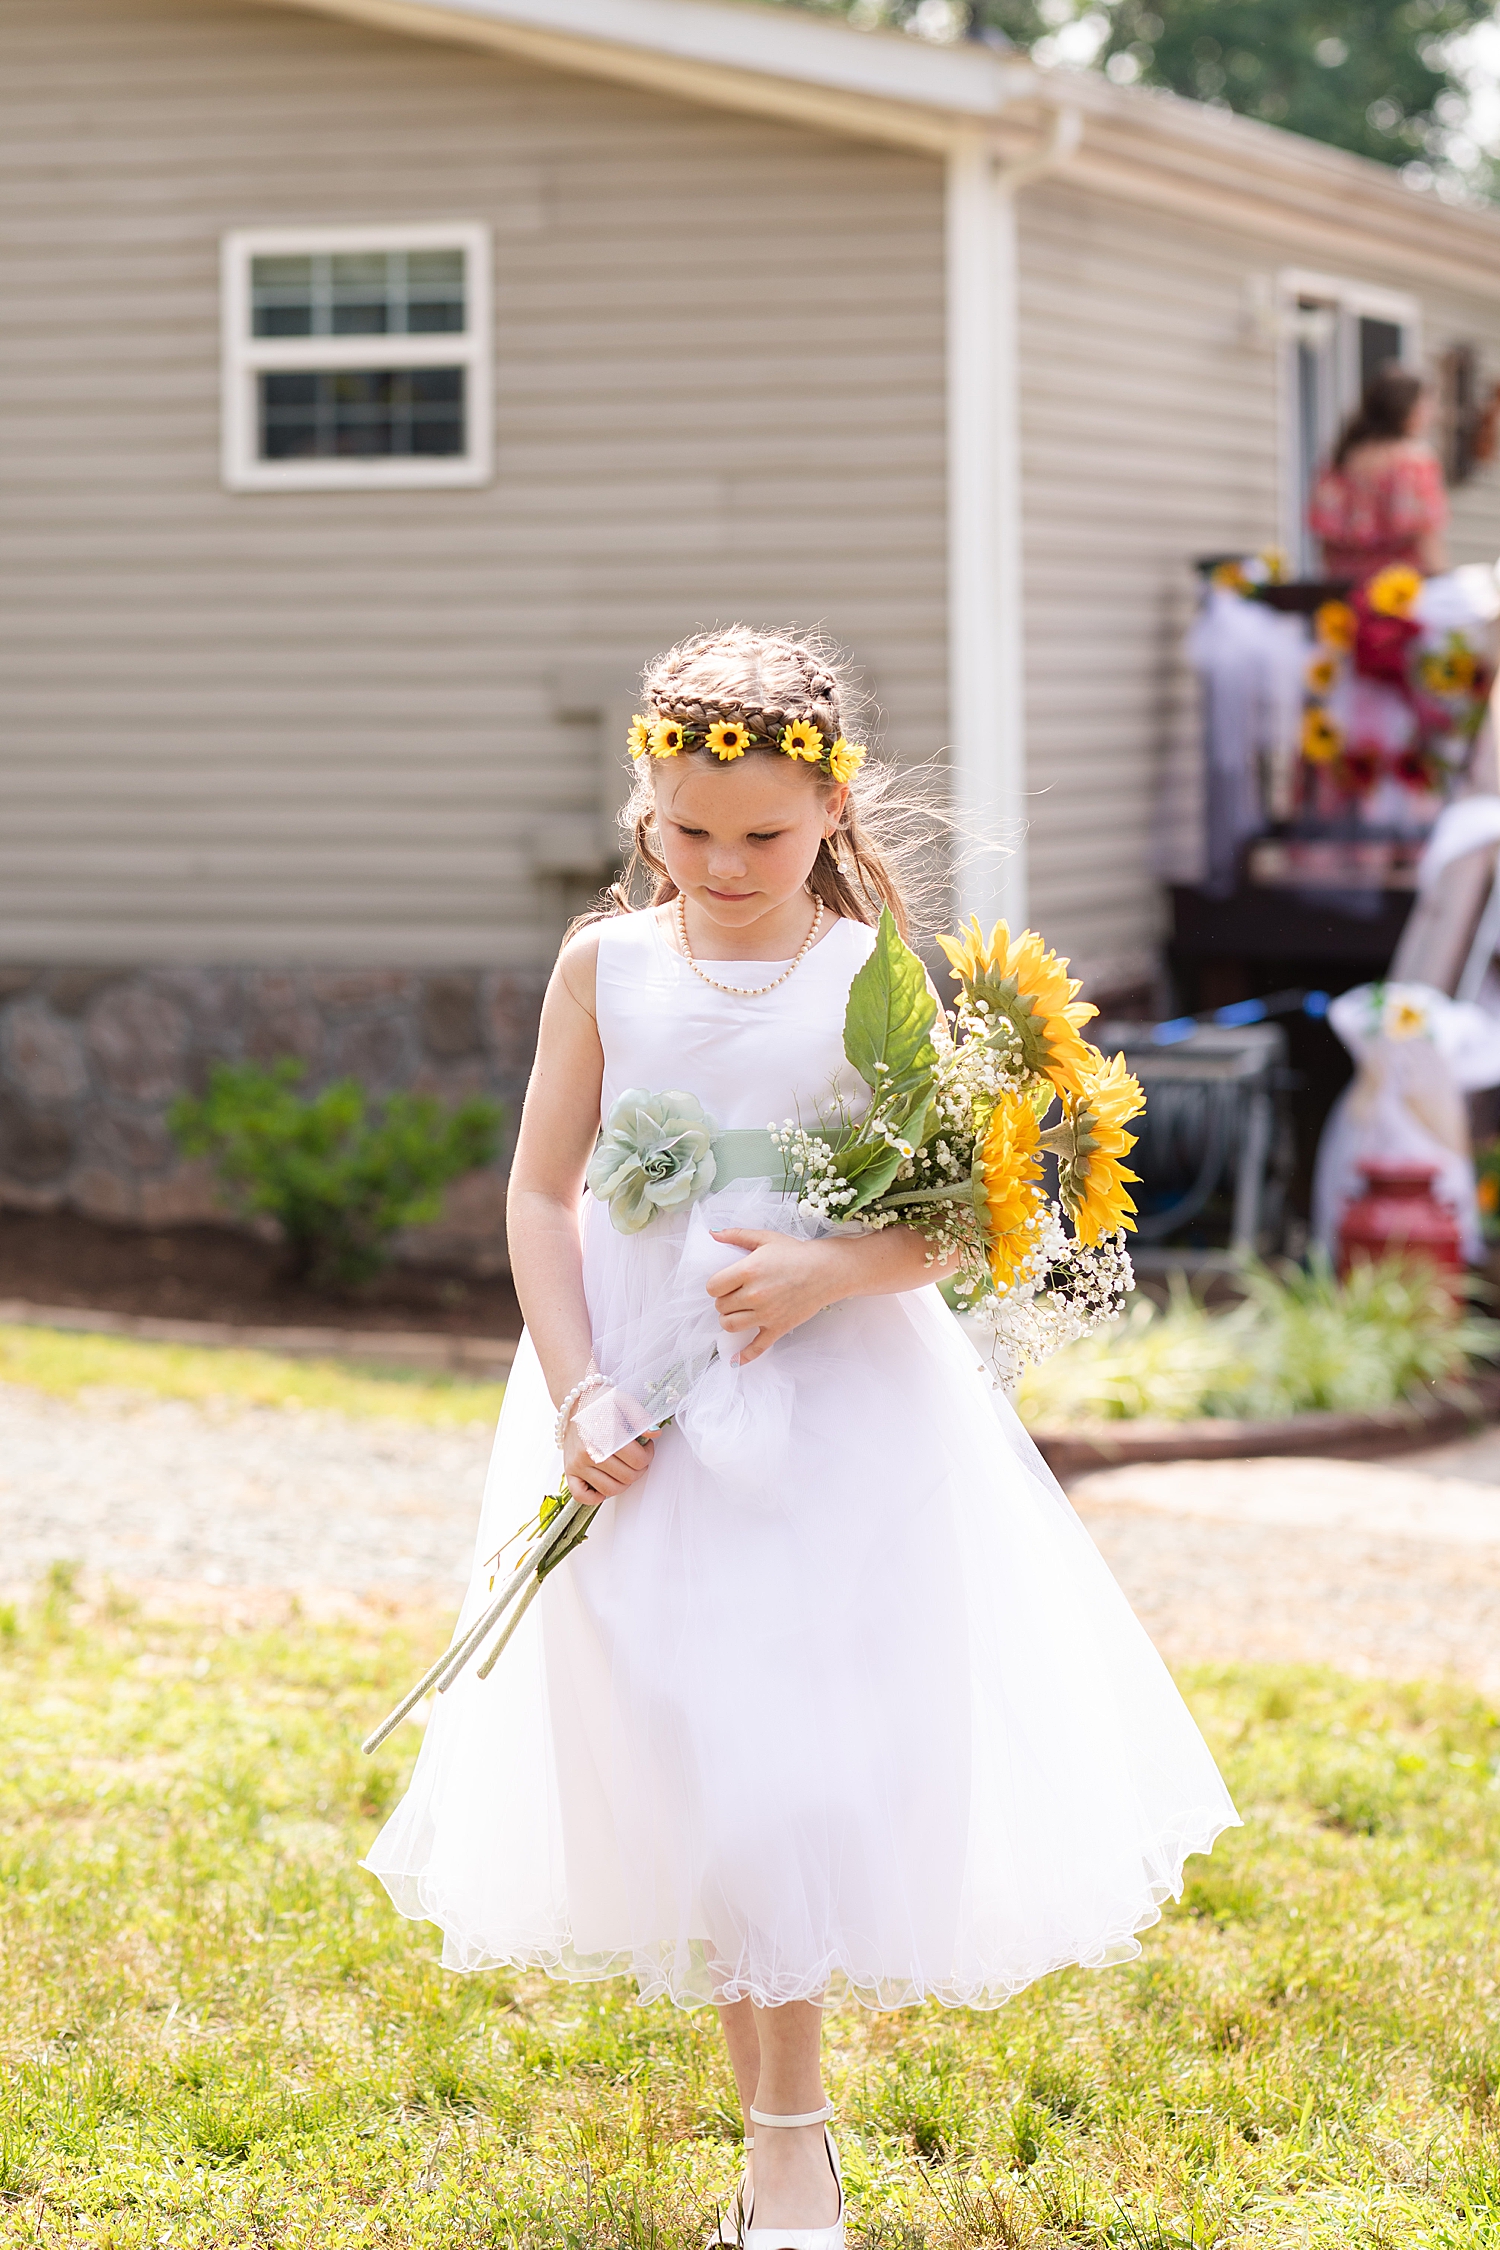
553 1371 607 1451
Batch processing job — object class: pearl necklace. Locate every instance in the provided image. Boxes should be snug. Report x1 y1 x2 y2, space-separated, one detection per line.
675 893 825 996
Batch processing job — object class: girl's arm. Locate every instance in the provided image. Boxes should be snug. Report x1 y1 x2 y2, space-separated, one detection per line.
707 1226 962 1365
506 930 654 1503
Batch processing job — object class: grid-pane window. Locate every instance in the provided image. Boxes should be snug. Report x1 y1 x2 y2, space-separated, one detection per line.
251 251 466 338
260 368 466 459
222 226 490 491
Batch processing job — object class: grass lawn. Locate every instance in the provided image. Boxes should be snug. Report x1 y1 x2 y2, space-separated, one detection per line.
2 1579 1499 2249
0 1325 506 1429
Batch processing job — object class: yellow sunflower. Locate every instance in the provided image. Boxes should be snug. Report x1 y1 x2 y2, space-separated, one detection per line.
627 715 652 761
1420 646 1479 696
1306 653 1339 694
1384 995 1428 1041
1211 559 1250 595
650 719 686 758
780 720 825 763
1041 1051 1144 1247
1367 563 1423 620
705 720 754 760
978 1091 1045 1292
1301 708 1343 765
1315 600 1357 653
827 737 867 784
935 917 1098 1101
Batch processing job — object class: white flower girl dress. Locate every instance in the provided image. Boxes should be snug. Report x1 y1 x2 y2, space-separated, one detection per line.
365 910 1238 2011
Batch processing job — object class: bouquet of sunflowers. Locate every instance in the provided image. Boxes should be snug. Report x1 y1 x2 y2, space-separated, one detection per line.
772 908 1144 1382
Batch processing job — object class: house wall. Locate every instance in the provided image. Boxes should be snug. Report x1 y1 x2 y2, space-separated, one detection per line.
1017 176 1500 994
0 0 948 1243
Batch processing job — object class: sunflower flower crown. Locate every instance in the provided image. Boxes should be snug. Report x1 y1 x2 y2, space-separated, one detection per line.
771 911 1144 1386
628 708 868 786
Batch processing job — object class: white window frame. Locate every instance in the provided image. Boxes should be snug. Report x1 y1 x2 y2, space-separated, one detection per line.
1276 267 1421 572
220 222 493 493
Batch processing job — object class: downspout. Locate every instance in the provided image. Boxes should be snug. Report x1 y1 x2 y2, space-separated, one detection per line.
946 103 1081 926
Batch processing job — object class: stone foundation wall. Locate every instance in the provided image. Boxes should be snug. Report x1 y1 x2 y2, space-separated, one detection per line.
0 967 546 1272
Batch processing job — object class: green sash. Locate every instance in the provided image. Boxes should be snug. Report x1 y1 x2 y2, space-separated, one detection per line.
709 1126 834 1192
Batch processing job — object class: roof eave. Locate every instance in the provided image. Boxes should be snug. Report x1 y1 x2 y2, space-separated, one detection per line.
255 0 1026 153
255 0 1500 273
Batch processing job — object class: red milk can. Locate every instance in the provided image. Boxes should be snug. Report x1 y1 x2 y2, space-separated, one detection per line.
1337 1158 1464 1277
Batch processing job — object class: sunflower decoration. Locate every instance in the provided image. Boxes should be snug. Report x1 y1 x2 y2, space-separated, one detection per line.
1420 644 1480 697
1040 1051 1144 1247
705 720 755 760
780 720 825 764
1306 653 1340 695
627 715 653 761
1384 994 1429 1041
936 918 1098 1102
650 719 686 759
1366 564 1423 620
977 1091 1045 1291
1301 708 1343 765
827 737 867 784
1315 600 1358 652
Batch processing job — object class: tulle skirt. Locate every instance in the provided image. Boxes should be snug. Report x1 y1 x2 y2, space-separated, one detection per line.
364 1186 1239 2011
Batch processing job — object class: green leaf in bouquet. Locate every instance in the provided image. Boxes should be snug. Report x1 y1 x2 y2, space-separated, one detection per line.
836 1139 907 1212
843 908 937 1098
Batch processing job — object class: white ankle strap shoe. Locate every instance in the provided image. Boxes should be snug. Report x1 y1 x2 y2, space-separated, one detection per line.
739 2105 844 2250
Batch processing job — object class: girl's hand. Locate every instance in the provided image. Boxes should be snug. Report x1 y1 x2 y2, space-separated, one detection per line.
562 1421 654 1506
705 1230 841 1363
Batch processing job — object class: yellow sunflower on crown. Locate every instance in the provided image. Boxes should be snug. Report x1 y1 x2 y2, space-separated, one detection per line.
706 720 754 760
936 918 1098 1102
978 1091 1045 1292
1040 1051 1144 1246
627 715 653 760
780 721 825 763
828 737 867 784
650 719 685 758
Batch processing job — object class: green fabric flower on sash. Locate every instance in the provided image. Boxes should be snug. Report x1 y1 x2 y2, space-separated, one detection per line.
587 1089 718 1233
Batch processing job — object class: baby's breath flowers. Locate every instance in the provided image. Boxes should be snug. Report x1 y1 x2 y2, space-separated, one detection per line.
775 910 1144 1386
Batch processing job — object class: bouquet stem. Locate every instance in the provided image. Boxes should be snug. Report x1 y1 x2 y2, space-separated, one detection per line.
361 1491 588 1755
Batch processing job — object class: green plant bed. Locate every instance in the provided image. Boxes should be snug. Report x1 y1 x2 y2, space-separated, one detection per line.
3 1585 1500 2245
1016 1257 1497 1431
170 1061 503 1292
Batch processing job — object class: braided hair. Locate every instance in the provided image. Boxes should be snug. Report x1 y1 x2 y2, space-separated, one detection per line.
620 626 912 935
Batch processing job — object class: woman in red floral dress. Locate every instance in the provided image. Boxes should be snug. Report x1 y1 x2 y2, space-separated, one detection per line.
1310 365 1449 586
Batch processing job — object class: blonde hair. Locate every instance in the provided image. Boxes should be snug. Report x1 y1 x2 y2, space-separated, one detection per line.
615 625 921 937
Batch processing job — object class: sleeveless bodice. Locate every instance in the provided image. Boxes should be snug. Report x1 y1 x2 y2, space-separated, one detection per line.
595 909 875 1132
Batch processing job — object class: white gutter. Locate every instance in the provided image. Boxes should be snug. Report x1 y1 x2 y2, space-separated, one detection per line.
946 105 1081 928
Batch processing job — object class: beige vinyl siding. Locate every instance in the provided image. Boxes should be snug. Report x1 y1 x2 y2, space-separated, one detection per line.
0 0 948 967
1016 176 1500 992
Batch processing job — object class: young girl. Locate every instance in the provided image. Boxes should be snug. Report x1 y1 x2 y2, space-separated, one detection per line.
366 627 1238 2249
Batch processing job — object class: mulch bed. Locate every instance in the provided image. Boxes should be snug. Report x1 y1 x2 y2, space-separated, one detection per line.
0 1209 522 1338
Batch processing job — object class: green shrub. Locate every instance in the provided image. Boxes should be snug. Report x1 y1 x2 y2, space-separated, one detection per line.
1015 1253 1498 1426
169 1059 503 1290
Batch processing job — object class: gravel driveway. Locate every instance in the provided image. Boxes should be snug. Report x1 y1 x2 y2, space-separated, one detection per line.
0 1383 487 1599
5 1376 1500 1692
